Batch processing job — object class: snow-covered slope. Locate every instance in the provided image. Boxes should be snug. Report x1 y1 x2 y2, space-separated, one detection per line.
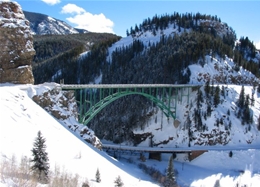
23 11 88 35
103 17 260 148
105 28 260 147
0 83 259 187
133 84 260 148
0 83 159 187
189 55 259 85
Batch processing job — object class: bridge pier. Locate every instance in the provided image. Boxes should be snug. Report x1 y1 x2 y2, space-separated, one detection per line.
188 150 208 161
148 152 161 161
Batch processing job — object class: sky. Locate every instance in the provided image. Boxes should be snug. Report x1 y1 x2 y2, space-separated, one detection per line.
9 0 260 49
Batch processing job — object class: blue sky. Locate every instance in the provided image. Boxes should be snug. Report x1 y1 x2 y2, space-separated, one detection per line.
13 0 260 49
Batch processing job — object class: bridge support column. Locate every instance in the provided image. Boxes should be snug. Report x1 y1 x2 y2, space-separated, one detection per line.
188 150 208 161
149 152 161 161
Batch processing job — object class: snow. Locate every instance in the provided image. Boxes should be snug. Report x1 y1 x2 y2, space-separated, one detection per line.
1 3 259 185
106 23 185 62
28 15 80 35
188 55 258 85
0 83 259 187
0 1 27 29
0 83 159 187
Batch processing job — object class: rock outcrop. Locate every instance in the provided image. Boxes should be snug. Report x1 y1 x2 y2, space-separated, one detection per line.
32 86 102 149
0 1 35 84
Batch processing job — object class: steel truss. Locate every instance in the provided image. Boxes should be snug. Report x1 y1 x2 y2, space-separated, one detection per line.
60 84 199 125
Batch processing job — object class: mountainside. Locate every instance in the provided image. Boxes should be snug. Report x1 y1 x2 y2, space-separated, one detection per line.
85 14 260 147
23 11 88 35
0 83 160 187
1 3 260 186
29 12 260 148
1 83 260 187
32 33 121 84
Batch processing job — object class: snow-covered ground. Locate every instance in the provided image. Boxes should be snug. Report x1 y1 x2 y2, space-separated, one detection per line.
0 84 159 187
0 83 259 187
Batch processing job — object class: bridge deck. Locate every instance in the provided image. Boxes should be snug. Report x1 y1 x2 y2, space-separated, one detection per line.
102 144 258 153
59 84 201 90
102 144 194 153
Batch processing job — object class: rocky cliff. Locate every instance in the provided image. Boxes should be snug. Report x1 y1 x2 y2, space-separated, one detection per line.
31 84 102 149
0 1 35 84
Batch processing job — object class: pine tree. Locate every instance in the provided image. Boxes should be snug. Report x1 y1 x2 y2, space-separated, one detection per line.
213 85 220 107
243 94 251 124
229 151 233 158
221 85 225 99
196 89 203 109
95 168 101 183
30 131 49 183
164 154 176 187
114 175 124 187
251 92 255 106
227 109 230 116
206 103 212 117
204 79 211 98
238 85 245 108
214 179 220 187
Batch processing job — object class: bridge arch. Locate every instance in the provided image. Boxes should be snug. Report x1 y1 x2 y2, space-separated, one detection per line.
81 90 175 125
60 84 199 126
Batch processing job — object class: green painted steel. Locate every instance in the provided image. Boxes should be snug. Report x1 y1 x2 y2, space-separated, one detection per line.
60 84 200 126
81 90 174 125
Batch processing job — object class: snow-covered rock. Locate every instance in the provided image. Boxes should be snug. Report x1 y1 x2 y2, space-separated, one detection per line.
0 1 35 84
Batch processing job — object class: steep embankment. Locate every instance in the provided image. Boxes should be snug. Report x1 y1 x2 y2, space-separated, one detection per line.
89 15 260 147
129 54 260 148
0 83 160 187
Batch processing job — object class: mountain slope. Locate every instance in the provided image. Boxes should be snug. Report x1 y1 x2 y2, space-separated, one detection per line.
25 10 260 147
0 84 260 187
0 83 159 187
23 11 88 35
86 20 260 147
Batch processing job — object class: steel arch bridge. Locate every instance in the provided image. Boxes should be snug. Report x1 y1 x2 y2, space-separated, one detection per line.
60 84 200 126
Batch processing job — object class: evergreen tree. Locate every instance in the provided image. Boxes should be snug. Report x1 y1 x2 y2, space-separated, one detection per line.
95 168 101 183
185 114 191 130
214 179 220 187
214 85 220 107
196 89 203 109
228 120 232 130
30 131 49 183
237 85 245 108
204 79 211 98
243 94 251 124
229 151 233 158
164 154 176 187
221 85 225 99
251 92 255 106
206 102 212 117
114 175 124 187
227 109 230 116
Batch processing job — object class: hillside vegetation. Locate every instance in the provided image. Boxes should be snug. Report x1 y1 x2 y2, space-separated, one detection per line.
32 33 121 84
31 12 260 146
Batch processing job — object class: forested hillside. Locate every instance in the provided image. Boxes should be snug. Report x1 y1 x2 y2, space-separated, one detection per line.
31 12 260 146
32 33 121 84
32 12 259 85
